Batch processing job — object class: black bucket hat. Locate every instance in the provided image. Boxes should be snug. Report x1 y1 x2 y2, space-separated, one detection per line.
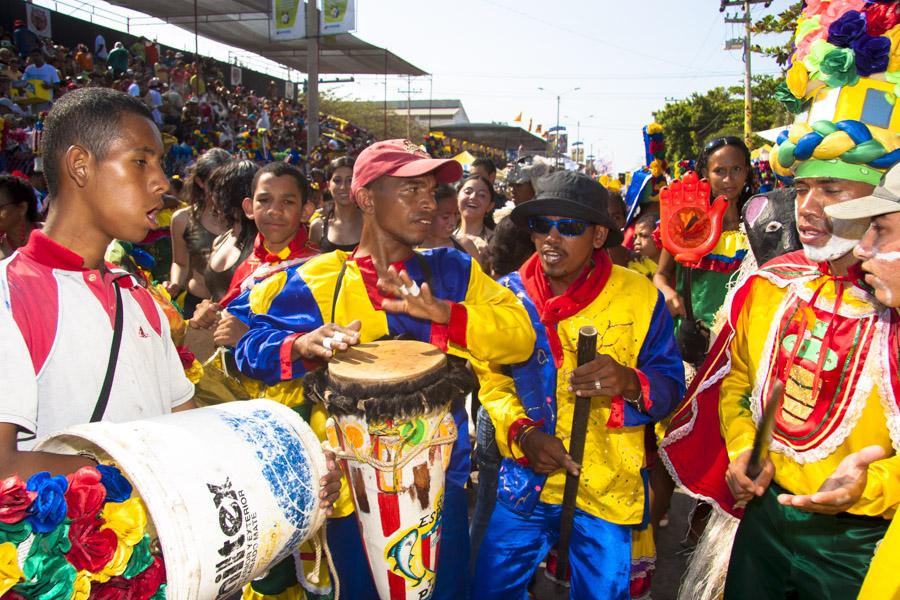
510 170 624 247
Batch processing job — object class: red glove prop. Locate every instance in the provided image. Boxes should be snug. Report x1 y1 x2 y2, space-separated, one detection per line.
659 171 728 265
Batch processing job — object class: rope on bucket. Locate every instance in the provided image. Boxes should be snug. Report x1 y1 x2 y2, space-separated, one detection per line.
303 521 341 600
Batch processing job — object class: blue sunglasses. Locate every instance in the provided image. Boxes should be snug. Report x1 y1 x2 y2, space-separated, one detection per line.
527 216 590 237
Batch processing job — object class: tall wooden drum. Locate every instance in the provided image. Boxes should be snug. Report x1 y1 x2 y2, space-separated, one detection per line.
305 340 472 600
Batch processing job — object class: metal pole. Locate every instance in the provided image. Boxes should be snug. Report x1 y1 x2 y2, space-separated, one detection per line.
306 0 319 158
193 0 198 60
743 0 752 147
555 94 560 167
406 75 411 139
383 52 388 139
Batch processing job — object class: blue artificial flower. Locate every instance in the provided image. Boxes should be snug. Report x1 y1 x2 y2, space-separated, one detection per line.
96 464 133 503
827 10 867 48
851 34 891 76
25 472 68 534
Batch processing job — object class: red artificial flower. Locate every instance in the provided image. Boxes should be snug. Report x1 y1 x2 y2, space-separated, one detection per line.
130 555 166 600
65 467 106 520
0 476 36 524
86 555 166 599
88 577 130 600
66 516 118 573
176 346 196 370
865 2 899 37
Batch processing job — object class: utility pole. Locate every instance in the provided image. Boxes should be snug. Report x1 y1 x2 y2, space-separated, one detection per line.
397 76 422 139
538 86 580 167
306 0 319 158
721 0 772 147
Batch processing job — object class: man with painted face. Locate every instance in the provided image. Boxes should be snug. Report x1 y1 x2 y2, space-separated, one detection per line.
472 171 685 599
231 139 535 600
661 139 900 599
825 162 900 600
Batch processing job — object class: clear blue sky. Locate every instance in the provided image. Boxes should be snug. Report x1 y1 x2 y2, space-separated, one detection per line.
37 0 796 172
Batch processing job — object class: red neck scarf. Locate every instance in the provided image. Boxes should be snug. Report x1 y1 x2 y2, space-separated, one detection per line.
253 226 313 264
519 249 613 367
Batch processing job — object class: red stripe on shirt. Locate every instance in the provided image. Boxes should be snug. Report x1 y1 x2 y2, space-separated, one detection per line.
4 252 59 374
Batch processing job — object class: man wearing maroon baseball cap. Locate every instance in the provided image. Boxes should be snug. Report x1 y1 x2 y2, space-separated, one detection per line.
227 140 536 600
350 138 464 198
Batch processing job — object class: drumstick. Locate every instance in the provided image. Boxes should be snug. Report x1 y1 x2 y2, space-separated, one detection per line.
554 325 597 585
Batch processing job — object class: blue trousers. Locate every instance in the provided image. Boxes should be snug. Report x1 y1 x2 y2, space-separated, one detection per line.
328 481 470 600
473 501 632 600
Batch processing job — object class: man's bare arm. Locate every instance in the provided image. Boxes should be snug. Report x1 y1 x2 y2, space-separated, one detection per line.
0 423 96 480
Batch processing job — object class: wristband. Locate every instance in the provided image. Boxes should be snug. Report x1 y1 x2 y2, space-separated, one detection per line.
622 390 643 408
507 417 544 467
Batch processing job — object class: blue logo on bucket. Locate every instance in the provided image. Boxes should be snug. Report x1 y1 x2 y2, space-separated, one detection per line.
218 409 316 550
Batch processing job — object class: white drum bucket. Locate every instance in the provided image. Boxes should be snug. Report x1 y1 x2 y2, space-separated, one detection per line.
35 399 327 600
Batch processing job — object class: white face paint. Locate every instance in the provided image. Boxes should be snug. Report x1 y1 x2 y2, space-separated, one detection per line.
872 251 900 262
794 203 862 263
802 234 860 263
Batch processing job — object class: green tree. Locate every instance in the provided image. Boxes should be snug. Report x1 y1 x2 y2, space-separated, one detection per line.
653 74 793 163
751 1 803 67
306 90 426 141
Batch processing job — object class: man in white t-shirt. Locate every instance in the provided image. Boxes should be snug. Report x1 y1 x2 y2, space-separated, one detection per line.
145 77 164 125
0 87 193 476
20 48 59 110
0 88 339 513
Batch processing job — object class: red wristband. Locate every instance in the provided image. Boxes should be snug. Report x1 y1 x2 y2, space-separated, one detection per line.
508 417 544 466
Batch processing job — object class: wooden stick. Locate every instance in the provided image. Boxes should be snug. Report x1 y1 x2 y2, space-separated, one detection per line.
554 325 598 585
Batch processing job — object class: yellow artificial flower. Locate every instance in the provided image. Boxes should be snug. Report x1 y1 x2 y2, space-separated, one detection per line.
0 542 23 596
90 540 133 583
887 25 900 73
101 498 148 547
70 570 92 600
786 62 810 98
185 359 205 384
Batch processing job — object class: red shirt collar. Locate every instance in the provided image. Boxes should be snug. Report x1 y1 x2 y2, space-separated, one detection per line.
19 230 91 271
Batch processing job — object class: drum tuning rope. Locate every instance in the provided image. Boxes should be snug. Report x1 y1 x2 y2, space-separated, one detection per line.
330 418 457 475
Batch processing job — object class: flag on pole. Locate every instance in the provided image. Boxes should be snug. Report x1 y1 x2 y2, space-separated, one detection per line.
535 124 543 134
513 111 523 122
528 118 533 132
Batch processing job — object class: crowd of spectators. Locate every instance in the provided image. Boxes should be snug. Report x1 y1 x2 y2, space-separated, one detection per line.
0 19 381 179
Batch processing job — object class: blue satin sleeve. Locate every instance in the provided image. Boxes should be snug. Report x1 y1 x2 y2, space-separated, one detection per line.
227 288 251 326
233 273 325 386
623 293 686 426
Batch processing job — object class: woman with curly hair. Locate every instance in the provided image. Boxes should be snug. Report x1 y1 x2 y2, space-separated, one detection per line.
0 174 41 259
167 147 231 317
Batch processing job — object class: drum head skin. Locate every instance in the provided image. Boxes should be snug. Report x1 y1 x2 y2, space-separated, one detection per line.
328 340 447 386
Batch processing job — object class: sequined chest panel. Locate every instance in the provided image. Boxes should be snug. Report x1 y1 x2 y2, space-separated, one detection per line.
759 290 878 454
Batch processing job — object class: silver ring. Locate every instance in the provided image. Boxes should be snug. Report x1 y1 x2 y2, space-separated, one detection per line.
322 336 334 350
594 380 602 391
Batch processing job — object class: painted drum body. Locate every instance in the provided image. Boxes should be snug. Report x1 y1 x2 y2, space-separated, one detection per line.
314 340 467 600
36 399 327 600
327 409 455 600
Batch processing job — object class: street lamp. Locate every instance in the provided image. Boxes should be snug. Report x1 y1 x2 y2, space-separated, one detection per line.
565 113 595 165
538 86 580 166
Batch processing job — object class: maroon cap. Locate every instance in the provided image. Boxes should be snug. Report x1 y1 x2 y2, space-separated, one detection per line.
351 139 462 197
14 20 25 27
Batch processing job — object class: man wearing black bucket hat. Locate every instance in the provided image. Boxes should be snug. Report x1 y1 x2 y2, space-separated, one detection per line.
472 171 685 598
